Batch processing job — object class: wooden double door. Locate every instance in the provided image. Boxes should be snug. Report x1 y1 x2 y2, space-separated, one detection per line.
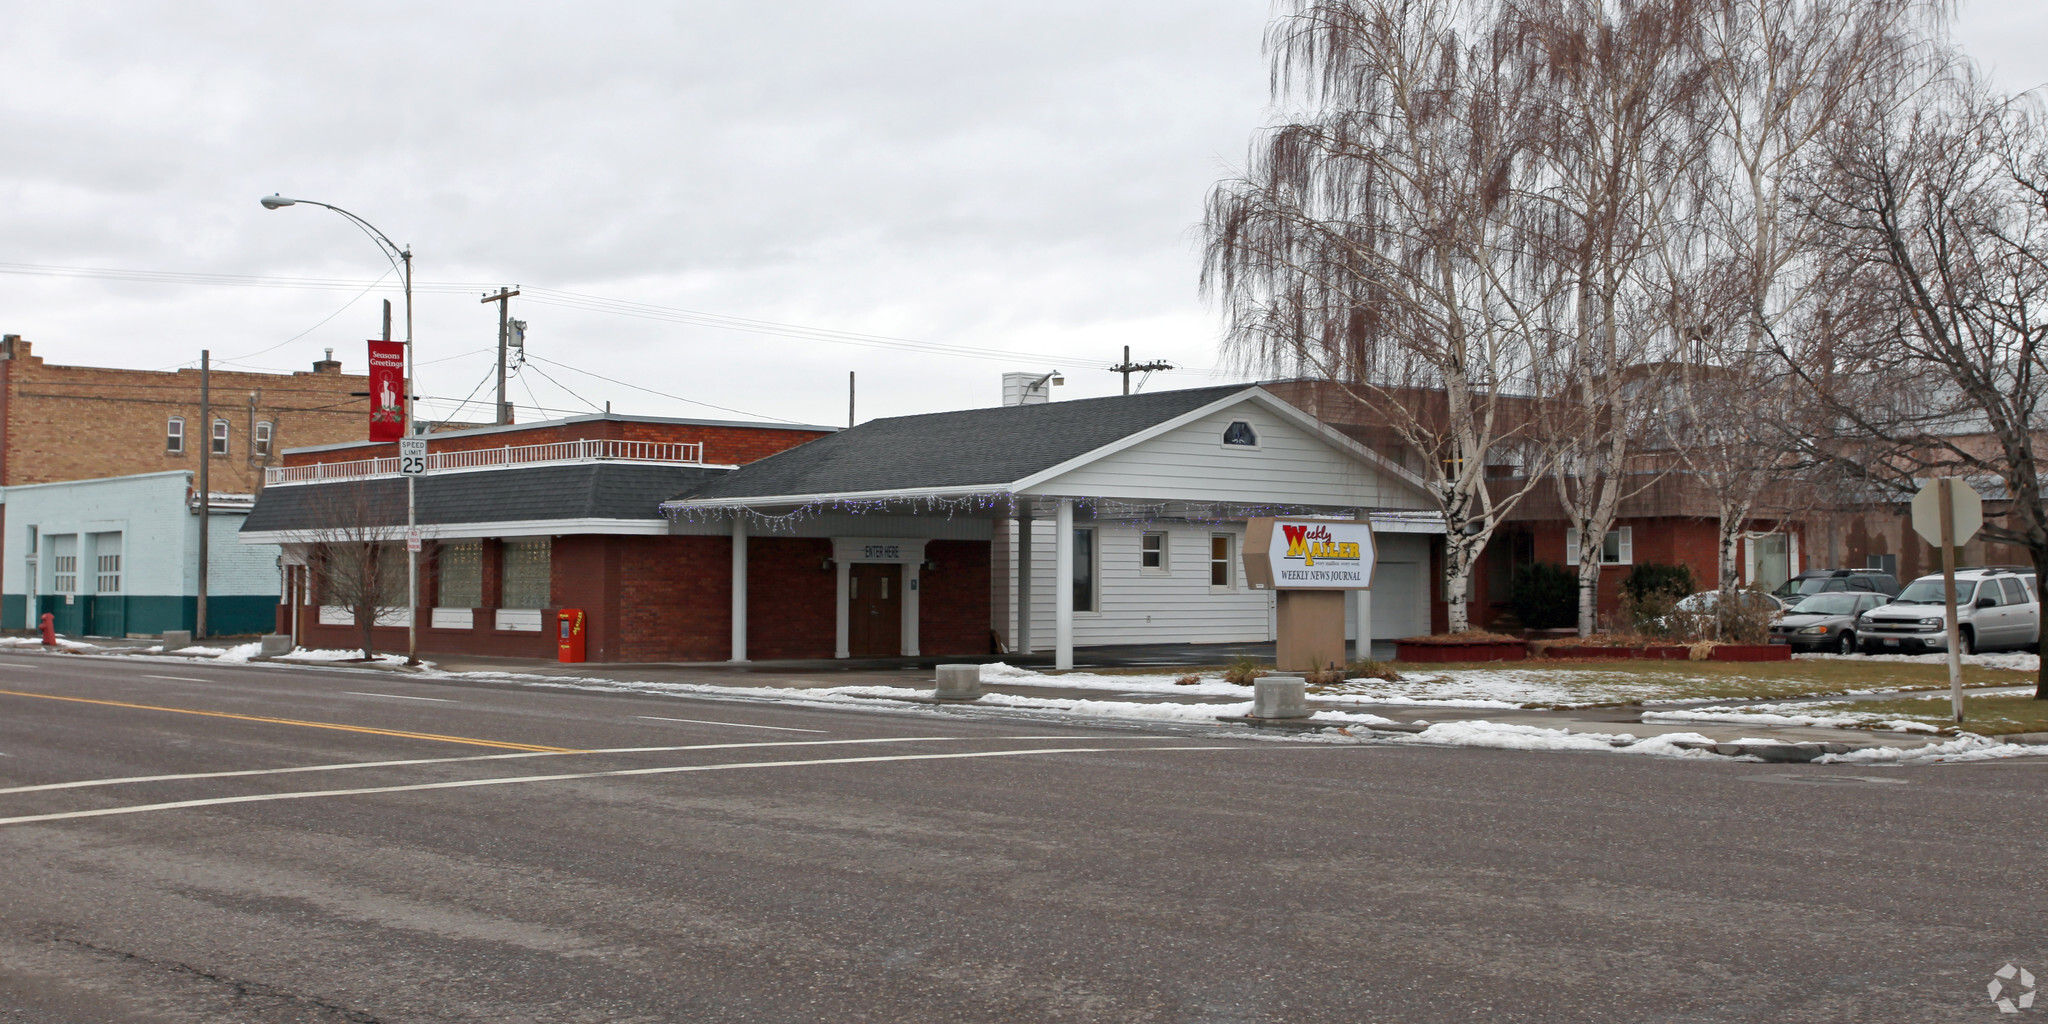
848 563 902 657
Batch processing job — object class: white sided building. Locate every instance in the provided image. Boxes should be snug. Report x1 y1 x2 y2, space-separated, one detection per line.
661 382 1445 667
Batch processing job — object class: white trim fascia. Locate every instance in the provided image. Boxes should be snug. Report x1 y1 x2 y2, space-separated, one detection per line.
281 414 839 456
1011 387 1436 500
238 517 670 546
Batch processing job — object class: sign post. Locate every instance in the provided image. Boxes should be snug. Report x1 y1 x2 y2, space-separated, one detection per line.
399 437 426 666
1243 518 1377 672
1911 478 1983 722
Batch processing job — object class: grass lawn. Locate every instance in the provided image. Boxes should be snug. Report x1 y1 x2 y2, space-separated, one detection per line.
1781 690 2048 736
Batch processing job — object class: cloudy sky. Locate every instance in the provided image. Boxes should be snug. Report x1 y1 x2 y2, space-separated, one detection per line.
2 2 2043 429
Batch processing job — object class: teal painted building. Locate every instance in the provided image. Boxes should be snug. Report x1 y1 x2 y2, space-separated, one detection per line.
2 471 278 637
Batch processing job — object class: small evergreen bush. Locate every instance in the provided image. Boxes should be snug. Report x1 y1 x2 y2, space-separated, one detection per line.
1509 562 1578 630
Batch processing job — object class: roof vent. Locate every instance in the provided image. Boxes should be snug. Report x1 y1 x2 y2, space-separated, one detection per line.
1002 371 1063 407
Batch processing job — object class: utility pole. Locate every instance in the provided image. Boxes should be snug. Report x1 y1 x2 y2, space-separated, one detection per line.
196 350 210 640
1108 345 1175 396
848 371 855 428
482 287 520 425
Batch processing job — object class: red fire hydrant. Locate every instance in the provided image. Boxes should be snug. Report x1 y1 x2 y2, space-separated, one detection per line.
39 612 55 646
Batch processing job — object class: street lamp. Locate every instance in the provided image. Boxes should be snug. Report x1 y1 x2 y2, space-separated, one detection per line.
261 194 421 665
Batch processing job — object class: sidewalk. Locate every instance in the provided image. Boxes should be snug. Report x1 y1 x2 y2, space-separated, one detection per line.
9 636 2039 763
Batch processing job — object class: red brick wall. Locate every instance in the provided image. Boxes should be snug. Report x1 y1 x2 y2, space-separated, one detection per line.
746 538 836 659
285 420 828 468
616 535 732 662
920 539 993 656
1 336 370 490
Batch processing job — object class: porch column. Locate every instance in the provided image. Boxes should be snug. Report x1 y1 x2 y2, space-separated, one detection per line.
730 517 748 663
1016 507 1033 655
834 558 851 659
1054 498 1073 671
1355 587 1373 662
902 561 921 657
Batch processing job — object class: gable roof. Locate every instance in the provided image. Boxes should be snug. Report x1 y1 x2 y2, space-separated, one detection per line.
669 384 1262 504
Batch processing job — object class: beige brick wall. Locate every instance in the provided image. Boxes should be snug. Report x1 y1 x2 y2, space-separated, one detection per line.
0 336 372 493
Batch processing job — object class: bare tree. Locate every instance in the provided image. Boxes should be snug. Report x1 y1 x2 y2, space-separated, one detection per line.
285 480 407 659
1204 0 1561 632
1512 0 1709 634
1797 70 2048 696
1667 0 1929 603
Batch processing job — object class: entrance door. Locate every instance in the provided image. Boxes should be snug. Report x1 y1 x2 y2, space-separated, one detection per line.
848 563 902 657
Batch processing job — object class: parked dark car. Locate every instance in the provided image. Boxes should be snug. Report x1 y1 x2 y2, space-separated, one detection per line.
1773 568 1901 599
1768 592 1892 653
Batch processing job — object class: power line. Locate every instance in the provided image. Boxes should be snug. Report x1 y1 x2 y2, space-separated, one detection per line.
524 353 801 424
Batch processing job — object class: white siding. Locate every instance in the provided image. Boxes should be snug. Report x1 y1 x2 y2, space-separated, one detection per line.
999 518 1275 649
1032 402 1431 510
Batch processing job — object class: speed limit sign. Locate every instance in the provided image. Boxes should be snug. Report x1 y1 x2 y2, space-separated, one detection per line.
399 437 427 476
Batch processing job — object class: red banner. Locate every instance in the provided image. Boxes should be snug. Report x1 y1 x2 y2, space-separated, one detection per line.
367 340 406 442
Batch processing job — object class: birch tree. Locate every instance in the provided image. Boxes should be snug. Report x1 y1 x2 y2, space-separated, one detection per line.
1514 0 1708 634
1204 0 1559 632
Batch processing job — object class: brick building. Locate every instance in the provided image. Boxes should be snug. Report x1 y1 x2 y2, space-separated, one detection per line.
240 413 837 660
0 334 375 633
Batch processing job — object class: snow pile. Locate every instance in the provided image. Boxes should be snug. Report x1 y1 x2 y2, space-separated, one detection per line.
1376 720 1724 758
174 642 264 663
1822 734 2048 763
0 636 94 650
276 648 414 666
978 662 1252 697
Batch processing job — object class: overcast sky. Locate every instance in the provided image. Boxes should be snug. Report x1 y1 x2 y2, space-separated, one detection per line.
2 2 2043 430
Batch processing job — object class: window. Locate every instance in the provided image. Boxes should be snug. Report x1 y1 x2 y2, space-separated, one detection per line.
211 418 229 455
1866 553 1898 576
255 421 274 457
1999 577 2029 605
1564 527 1633 566
1222 421 1259 447
1071 528 1095 613
51 535 77 595
96 553 121 594
166 416 185 454
438 541 482 608
501 539 551 609
1210 534 1234 589
1141 532 1167 572
25 527 35 554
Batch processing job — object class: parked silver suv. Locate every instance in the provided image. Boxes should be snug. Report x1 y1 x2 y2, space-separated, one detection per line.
1855 567 2039 655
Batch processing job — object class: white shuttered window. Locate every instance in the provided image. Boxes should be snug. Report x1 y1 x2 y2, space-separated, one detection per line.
1564 527 1632 566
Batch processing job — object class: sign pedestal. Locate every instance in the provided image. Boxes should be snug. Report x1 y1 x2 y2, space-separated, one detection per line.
1276 591 1347 672
1244 517 1377 673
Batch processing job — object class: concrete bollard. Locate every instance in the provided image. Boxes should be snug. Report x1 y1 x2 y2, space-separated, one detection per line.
1252 676 1310 719
259 634 293 657
934 663 984 701
161 630 193 652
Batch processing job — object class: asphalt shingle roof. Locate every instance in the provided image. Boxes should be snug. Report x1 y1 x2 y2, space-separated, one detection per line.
242 463 723 534
670 384 1256 503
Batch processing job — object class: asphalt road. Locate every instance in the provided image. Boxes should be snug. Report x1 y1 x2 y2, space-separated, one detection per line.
0 653 2038 1023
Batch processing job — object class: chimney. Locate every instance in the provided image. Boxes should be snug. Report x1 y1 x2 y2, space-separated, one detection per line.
312 348 341 374
1002 371 1063 407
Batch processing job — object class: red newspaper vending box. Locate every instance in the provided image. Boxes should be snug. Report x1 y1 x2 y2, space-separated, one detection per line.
557 608 586 662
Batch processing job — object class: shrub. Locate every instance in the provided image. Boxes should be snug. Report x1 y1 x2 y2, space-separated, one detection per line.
1623 563 1695 603
1303 664 1347 685
1222 657 1266 686
1510 562 1578 630
1173 674 1200 686
1346 658 1401 681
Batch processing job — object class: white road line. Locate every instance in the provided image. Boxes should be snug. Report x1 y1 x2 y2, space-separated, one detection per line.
343 691 458 703
143 675 210 683
636 715 825 733
0 736 1158 796
0 745 1238 826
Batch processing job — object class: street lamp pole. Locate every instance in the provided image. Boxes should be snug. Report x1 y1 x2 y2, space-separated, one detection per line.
261 195 420 665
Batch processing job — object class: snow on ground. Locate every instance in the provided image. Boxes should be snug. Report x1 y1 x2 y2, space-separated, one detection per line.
273 648 414 666
0 636 94 650
1798 651 2039 672
1643 702 1946 732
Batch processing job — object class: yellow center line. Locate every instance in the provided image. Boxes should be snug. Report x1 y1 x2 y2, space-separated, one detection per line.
0 688 575 753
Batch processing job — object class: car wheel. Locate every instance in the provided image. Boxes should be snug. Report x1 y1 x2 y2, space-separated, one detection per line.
1956 628 1974 656
1836 632 1856 655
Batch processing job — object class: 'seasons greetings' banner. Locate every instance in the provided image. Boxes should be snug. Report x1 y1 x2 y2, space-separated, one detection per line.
1242 518 1377 590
